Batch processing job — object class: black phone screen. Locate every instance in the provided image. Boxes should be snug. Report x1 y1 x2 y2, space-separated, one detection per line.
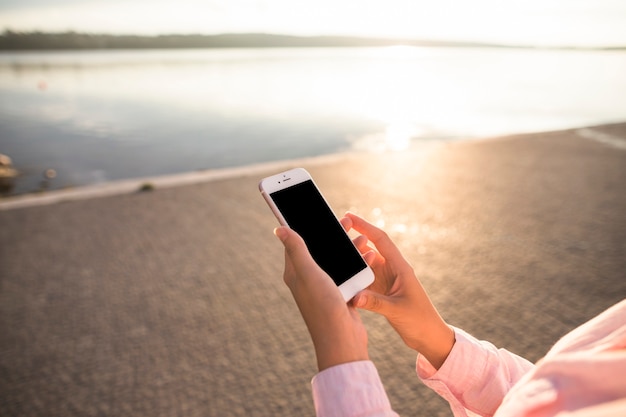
270 180 367 286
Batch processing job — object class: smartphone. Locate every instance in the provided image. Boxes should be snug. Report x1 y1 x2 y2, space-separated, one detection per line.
259 168 374 302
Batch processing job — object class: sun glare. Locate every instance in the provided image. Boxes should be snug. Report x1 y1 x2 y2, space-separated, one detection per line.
333 46 453 152
384 122 415 151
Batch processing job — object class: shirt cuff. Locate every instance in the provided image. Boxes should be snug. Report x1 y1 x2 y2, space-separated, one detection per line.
417 327 491 386
416 327 534 417
415 327 487 416
312 360 395 417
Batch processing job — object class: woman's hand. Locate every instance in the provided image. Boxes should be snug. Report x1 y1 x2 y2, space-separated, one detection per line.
275 226 369 371
342 213 455 370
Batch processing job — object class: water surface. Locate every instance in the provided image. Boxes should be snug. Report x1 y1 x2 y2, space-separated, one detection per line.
1 47 625 195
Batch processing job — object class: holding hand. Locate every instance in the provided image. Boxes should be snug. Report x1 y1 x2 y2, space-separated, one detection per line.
275 226 369 371
343 213 455 370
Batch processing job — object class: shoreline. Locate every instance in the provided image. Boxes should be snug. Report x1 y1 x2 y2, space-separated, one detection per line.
1 121 625 211
0 152 363 211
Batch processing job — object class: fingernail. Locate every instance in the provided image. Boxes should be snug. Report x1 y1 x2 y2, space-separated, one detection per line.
274 227 288 242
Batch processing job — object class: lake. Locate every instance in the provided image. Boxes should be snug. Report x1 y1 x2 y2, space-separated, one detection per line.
1 46 626 195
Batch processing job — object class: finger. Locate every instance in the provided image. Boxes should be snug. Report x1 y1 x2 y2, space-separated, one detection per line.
274 227 319 274
340 215 353 232
362 250 378 267
352 234 370 253
346 212 407 264
353 289 391 315
351 235 384 268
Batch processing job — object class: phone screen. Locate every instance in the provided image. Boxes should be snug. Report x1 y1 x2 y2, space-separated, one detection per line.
270 180 367 286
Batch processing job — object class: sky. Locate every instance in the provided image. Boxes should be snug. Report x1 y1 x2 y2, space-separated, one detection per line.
1 0 626 47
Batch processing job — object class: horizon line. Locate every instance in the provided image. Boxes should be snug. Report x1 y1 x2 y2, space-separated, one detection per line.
1 30 625 51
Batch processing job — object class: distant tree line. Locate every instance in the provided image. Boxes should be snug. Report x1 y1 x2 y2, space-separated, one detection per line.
0 31 407 50
1 31 622 51
0 30 495 50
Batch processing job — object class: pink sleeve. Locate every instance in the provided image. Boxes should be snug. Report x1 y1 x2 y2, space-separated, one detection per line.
312 360 399 417
494 300 626 417
417 327 535 417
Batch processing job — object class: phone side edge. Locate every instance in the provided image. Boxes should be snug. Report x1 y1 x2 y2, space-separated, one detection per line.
259 188 289 227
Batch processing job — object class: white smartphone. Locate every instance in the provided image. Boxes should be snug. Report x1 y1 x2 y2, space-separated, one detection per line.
259 168 374 302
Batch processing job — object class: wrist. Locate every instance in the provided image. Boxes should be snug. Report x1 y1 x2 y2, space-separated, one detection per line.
314 332 369 371
311 319 369 371
410 321 455 370
316 346 369 372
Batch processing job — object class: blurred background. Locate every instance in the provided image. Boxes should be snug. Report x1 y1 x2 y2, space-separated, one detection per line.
1 0 626 195
2 2 626 417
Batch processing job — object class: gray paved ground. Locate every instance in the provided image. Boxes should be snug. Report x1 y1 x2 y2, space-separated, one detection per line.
1 124 626 416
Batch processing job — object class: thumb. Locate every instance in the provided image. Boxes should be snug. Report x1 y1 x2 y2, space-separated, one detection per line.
353 289 390 314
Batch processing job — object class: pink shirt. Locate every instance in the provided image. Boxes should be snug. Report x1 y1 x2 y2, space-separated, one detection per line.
312 300 626 417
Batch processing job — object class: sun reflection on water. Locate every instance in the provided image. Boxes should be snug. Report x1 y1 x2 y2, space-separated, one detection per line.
384 122 416 151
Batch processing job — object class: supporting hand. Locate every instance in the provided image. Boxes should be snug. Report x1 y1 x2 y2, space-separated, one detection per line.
275 226 369 371
342 213 455 370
